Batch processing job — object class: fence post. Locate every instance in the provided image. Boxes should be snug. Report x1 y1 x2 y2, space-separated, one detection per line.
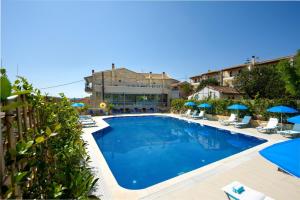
22 95 29 134
6 96 22 198
16 95 23 140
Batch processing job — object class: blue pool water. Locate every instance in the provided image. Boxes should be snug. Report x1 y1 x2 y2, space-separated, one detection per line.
92 116 266 190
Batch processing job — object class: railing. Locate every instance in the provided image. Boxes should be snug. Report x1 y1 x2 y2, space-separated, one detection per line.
92 83 169 89
109 101 166 107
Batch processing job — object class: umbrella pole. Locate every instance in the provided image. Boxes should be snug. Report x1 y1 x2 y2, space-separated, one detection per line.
281 113 283 130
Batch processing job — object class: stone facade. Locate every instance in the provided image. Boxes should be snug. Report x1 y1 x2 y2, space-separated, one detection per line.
84 64 179 110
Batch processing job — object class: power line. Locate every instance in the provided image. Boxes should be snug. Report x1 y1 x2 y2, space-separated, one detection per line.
40 79 84 90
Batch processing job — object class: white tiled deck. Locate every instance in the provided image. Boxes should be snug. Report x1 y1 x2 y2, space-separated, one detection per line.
82 114 300 200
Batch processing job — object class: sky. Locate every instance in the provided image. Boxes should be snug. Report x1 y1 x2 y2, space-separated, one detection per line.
2 1 300 98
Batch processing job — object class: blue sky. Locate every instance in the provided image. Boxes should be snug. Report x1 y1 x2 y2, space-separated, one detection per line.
2 1 300 98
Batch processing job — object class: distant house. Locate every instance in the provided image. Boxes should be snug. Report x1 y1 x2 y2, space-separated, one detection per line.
190 55 294 88
188 85 243 100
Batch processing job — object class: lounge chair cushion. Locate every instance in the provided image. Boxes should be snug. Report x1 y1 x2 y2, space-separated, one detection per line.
222 181 273 200
219 114 237 125
256 118 278 132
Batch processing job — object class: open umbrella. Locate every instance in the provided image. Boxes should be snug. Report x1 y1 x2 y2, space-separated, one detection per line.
184 102 196 107
198 103 212 114
227 104 248 118
287 115 300 124
71 102 85 107
259 138 300 178
267 105 298 130
198 103 212 108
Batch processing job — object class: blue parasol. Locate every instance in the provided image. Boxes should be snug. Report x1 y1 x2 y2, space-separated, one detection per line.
267 105 298 130
227 104 248 110
71 102 85 107
227 104 248 118
287 115 300 124
259 139 300 178
184 102 196 107
198 103 212 108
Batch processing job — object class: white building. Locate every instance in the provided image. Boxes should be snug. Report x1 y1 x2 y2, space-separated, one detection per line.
188 85 243 100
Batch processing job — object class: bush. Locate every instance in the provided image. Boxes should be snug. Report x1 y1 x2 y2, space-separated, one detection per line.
2 76 97 199
171 98 300 121
170 99 186 113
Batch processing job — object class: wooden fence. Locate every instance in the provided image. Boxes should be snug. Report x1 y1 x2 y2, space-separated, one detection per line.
1 94 40 199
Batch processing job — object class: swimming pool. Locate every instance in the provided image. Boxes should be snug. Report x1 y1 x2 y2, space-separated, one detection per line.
92 116 266 190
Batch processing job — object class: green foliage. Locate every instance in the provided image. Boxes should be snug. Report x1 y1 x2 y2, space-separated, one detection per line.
196 78 219 92
3 76 97 199
0 68 12 100
180 82 194 98
170 99 186 113
276 50 300 97
233 65 286 99
171 98 300 120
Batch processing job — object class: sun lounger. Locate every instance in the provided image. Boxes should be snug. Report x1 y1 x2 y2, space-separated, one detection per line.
189 110 198 118
234 116 252 128
192 110 205 119
222 181 274 200
219 114 237 126
277 124 300 138
79 115 96 127
256 118 279 133
80 118 96 127
181 109 191 117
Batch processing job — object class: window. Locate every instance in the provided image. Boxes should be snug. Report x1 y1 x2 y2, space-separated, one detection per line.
229 71 233 77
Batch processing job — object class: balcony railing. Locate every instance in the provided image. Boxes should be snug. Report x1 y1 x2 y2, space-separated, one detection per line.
108 101 167 107
85 86 92 92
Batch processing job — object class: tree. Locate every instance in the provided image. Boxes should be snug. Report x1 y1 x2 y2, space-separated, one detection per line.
233 65 286 99
180 82 194 98
276 50 300 97
196 78 219 92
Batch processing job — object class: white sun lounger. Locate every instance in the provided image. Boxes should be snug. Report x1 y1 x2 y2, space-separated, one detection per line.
189 110 198 118
277 124 300 138
181 109 191 117
219 114 237 126
81 119 97 127
222 181 274 200
192 110 205 119
256 118 279 133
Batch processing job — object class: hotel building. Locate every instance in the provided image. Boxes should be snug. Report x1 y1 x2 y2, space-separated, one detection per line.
84 64 180 111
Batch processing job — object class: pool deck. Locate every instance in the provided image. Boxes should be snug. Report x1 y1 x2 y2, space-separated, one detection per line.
82 113 300 200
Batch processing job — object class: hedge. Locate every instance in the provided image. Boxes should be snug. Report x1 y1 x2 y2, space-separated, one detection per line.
170 98 300 121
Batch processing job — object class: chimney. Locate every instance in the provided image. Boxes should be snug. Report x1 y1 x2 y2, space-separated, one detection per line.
251 56 256 65
162 72 165 89
149 72 152 86
111 63 115 84
92 69 95 74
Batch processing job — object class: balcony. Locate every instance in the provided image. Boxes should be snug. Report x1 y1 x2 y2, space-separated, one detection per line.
223 76 234 80
85 86 92 93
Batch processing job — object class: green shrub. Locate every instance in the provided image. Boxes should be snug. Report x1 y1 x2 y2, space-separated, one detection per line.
171 98 299 121
3 76 98 199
